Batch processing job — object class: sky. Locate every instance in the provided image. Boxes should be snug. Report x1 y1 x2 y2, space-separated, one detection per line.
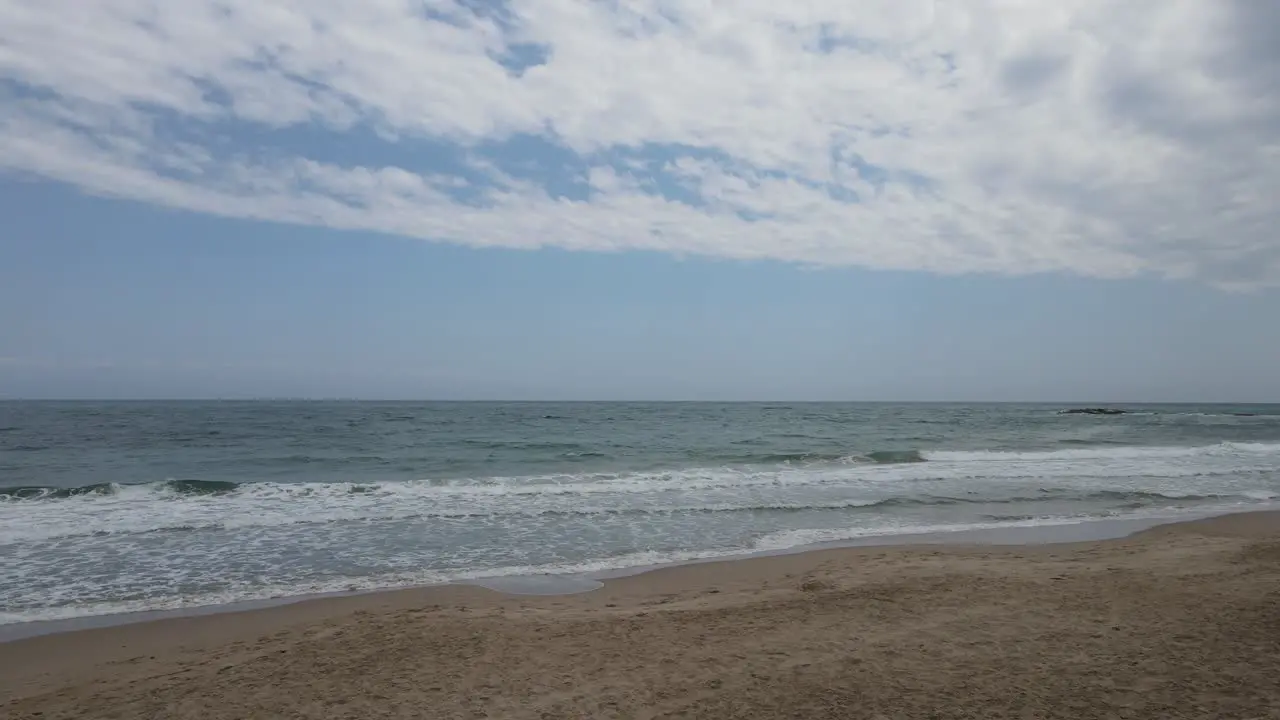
1 0 1278 401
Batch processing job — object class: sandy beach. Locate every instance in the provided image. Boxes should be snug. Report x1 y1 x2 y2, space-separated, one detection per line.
3 511 1279 719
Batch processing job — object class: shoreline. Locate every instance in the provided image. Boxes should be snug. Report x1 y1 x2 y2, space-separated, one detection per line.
4 509 1279 718
2 503 1269 644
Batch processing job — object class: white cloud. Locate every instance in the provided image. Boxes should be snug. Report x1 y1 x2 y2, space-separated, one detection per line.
0 0 1277 285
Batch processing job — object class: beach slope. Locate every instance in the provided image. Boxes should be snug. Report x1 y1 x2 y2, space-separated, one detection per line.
4 511 1279 719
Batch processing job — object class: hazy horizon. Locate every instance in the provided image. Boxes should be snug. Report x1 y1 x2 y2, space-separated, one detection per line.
4 398 1279 405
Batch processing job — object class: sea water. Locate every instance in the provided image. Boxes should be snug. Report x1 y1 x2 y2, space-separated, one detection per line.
2 401 1278 625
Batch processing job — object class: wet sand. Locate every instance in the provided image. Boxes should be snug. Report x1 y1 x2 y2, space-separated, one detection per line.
4 511 1279 719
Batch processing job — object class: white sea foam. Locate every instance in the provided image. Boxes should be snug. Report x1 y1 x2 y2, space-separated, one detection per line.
2 441 1278 544
3 440 1278 625
748 504 1225 551
5 499 1271 628
0 545 752 626
923 441 1280 462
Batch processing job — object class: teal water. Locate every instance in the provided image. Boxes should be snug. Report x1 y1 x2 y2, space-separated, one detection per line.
2 401 1279 624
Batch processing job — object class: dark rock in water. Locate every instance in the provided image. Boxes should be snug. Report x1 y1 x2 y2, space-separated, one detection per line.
1231 413 1257 417
1059 408 1127 415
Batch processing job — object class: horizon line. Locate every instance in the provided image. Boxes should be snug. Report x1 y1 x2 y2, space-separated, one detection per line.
2 398 1278 405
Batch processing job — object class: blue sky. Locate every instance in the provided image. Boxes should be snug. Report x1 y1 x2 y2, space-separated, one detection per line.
2 1 1278 400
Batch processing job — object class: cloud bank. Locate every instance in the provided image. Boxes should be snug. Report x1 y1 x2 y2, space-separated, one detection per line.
1 0 1277 285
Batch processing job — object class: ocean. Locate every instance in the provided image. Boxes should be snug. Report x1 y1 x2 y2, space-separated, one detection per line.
2 401 1279 626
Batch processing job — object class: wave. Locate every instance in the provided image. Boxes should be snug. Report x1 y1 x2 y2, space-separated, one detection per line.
2 484 1270 544
461 439 588 451
2 440 1276 545
1120 411 1280 420
714 442 1280 468
5 441 1279 504
740 506 1228 553
712 449 926 466
161 479 241 495
0 506 1199 628
923 441 1280 462
0 484 1244 512
865 449 928 464
633 490 1263 516
7 495 1269 629
0 482 119 500
0 479 239 500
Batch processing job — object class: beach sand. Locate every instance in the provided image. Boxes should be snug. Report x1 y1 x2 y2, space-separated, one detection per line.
3 511 1279 719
